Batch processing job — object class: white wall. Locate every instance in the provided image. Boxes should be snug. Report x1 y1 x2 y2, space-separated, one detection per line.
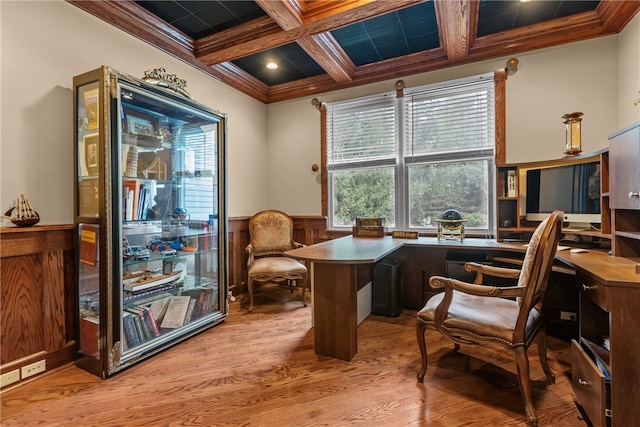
1 1 638 223
0 0 267 225
267 19 640 215
618 12 640 129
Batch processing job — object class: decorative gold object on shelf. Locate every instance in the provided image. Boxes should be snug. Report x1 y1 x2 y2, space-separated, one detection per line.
563 112 583 156
124 145 139 177
142 68 191 99
4 193 40 227
140 156 168 180
435 209 467 241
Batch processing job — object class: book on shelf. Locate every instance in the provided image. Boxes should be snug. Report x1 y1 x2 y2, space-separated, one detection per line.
127 306 159 340
143 307 161 337
79 177 100 217
147 294 172 323
507 170 517 197
79 316 99 356
79 224 99 266
129 310 148 343
497 173 506 197
183 298 197 325
160 296 191 329
122 312 141 348
122 180 139 220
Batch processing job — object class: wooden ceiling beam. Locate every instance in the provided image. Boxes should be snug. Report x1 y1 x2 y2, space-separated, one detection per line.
297 34 355 84
196 0 423 65
434 0 474 61
256 0 355 83
596 1 640 33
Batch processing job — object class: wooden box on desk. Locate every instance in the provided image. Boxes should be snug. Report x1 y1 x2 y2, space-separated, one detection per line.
353 226 384 237
353 217 384 237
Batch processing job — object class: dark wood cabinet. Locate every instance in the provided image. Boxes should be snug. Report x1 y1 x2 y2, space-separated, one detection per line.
570 122 640 427
609 122 640 257
609 122 640 210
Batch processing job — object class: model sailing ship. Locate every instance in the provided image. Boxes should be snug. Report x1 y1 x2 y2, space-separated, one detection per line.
123 268 185 292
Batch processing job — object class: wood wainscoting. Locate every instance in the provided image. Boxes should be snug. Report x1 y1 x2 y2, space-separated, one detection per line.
0 225 76 389
0 216 328 389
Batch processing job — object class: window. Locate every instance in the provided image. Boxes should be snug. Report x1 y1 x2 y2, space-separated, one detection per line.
172 123 218 222
326 73 496 234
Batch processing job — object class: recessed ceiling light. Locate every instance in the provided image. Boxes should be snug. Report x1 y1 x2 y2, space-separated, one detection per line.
266 62 278 70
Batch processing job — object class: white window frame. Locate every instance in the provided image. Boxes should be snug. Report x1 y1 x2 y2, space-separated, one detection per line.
325 73 496 235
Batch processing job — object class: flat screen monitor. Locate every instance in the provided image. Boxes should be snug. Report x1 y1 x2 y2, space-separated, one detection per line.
525 161 601 230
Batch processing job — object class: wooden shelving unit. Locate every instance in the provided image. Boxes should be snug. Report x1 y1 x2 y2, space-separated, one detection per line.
496 150 611 245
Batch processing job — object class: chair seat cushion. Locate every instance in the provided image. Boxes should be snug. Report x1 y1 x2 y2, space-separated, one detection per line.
249 257 307 276
417 291 541 345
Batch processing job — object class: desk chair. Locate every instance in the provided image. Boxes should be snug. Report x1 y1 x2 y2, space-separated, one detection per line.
245 210 308 312
416 210 563 426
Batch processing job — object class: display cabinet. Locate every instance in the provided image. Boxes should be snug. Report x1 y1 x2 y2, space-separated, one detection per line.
73 66 228 377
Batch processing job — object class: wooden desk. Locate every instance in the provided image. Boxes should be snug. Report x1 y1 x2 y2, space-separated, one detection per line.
286 236 406 360
287 235 640 426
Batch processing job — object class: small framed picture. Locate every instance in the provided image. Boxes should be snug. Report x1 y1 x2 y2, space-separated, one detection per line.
83 88 99 130
124 109 157 137
84 133 100 175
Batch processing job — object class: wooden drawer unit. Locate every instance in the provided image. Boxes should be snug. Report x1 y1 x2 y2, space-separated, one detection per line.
572 340 610 427
576 271 608 311
574 270 612 426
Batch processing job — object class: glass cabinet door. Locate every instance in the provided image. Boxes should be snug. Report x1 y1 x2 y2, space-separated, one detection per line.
117 81 225 362
76 78 103 359
74 66 227 377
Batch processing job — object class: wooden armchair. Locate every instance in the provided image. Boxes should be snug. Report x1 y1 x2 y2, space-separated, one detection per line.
245 210 308 312
416 210 564 426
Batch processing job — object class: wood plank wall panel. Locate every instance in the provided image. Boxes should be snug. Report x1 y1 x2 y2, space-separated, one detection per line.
1 255 45 363
0 225 75 388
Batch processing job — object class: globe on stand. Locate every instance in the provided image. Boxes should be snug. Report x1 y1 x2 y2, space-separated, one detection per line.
435 209 467 241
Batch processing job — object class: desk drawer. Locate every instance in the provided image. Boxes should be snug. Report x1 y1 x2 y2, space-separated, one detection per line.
576 272 607 310
572 339 610 427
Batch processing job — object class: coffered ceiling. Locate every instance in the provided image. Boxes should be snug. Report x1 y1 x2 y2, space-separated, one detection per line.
68 0 639 103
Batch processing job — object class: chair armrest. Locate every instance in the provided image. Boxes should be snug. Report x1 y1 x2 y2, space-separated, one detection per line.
429 275 526 298
245 243 254 267
293 241 306 249
464 262 521 284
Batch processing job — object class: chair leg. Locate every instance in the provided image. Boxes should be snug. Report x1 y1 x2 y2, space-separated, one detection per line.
513 345 537 427
416 320 428 383
248 277 255 313
536 331 555 385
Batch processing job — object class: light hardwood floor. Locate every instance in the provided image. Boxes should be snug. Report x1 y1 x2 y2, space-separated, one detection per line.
1 286 588 426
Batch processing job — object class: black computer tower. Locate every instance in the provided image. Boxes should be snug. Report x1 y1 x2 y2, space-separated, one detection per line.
372 258 403 317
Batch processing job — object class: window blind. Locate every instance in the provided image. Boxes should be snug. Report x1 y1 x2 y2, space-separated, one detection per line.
404 76 495 159
326 94 397 166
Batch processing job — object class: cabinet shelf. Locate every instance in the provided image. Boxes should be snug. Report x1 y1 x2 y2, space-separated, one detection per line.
614 230 640 240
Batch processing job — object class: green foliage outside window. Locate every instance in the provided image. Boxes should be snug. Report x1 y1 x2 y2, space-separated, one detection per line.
333 169 395 226
408 161 488 228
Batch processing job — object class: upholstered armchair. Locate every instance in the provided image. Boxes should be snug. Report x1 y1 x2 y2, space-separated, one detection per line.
245 210 308 313
416 210 563 427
